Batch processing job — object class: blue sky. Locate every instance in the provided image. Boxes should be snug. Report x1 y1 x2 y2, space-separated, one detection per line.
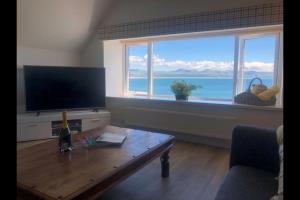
129 35 276 72
153 36 235 62
244 36 275 62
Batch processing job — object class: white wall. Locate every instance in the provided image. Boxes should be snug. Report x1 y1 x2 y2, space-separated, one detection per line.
106 97 283 147
103 40 124 97
17 0 117 53
17 46 80 68
80 35 103 67
17 46 81 113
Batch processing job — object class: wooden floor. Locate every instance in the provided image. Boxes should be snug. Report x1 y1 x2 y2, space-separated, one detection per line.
96 141 229 200
17 140 229 200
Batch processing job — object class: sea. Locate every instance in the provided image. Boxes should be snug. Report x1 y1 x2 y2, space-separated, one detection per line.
129 77 273 99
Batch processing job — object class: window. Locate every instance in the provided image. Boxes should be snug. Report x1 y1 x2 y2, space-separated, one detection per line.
127 44 148 94
152 36 235 100
238 35 277 92
124 27 283 105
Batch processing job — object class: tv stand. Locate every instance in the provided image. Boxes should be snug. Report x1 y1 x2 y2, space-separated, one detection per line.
17 110 111 142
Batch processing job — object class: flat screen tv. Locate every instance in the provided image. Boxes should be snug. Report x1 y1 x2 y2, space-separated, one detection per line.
24 65 106 112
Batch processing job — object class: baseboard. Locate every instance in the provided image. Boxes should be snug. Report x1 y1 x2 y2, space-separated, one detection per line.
111 122 231 149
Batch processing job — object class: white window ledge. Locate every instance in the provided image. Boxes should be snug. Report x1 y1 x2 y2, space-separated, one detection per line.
107 95 283 111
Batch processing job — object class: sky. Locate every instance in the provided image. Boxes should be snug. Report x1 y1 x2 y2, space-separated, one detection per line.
128 35 276 72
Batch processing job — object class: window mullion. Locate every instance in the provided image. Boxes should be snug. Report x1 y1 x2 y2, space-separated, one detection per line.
124 44 129 96
237 37 245 94
276 32 283 106
147 42 153 97
232 36 240 99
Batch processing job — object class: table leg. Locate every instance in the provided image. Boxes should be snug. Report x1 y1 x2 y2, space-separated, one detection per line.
160 150 170 178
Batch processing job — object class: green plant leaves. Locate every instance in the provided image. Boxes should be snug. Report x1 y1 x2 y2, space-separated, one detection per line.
170 80 201 96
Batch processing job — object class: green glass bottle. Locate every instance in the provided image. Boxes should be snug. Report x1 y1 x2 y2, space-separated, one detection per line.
59 111 72 152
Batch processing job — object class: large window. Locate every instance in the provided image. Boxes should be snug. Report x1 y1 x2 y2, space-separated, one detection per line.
125 28 283 105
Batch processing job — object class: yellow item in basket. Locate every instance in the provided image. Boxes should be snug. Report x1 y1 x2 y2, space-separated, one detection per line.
251 84 268 95
257 85 280 101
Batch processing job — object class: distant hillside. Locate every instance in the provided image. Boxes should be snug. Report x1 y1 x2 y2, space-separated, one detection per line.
129 69 273 79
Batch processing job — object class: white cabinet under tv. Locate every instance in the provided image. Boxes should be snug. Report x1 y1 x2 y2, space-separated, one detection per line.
17 110 111 142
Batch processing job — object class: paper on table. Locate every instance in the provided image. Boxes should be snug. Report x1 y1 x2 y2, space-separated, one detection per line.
96 132 127 144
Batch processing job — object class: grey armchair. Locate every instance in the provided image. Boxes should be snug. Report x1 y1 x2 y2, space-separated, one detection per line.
215 125 280 200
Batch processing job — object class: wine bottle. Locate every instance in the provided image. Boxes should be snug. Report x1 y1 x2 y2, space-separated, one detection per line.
59 111 72 152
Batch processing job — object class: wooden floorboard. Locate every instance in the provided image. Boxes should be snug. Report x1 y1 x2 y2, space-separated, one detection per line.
96 141 229 200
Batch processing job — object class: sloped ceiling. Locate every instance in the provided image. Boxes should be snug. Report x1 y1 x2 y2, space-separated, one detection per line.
17 0 117 53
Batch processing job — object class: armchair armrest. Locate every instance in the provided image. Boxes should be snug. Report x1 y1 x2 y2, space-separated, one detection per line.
229 125 280 175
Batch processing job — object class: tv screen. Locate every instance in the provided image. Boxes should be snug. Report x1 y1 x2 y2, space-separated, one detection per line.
24 65 106 111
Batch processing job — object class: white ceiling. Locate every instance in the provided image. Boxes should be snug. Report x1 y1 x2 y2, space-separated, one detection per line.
17 0 117 53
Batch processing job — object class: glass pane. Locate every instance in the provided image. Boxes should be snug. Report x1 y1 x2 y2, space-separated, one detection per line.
128 45 148 93
243 36 276 91
153 36 235 99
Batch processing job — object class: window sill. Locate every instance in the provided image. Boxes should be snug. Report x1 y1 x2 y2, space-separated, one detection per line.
107 95 283 111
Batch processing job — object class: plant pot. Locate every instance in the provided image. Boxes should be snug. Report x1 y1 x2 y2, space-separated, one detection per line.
175 95 188 101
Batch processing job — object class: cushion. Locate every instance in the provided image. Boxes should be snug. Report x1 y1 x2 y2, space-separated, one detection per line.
271 125 283 200
215 166 277 200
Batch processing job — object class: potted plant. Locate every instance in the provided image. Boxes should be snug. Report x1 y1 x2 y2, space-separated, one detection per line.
170 80 201 101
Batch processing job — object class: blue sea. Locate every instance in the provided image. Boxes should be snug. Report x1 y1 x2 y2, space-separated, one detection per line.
129 78 273 99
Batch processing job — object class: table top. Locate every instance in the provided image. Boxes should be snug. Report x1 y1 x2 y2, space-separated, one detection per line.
17 125 174 200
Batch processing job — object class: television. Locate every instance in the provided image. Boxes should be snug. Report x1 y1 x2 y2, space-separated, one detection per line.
24 65 106 112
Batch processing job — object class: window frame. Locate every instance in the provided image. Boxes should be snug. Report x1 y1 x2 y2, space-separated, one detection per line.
123 25 283 105
236 32 281 95
125 42 149 96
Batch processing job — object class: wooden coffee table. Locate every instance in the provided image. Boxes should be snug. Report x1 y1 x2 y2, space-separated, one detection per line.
17 126 174 200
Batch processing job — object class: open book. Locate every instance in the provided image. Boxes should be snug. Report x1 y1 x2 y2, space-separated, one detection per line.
96 132 127 144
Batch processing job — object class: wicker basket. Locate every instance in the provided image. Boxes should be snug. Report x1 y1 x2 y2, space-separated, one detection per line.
234 77 276 106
